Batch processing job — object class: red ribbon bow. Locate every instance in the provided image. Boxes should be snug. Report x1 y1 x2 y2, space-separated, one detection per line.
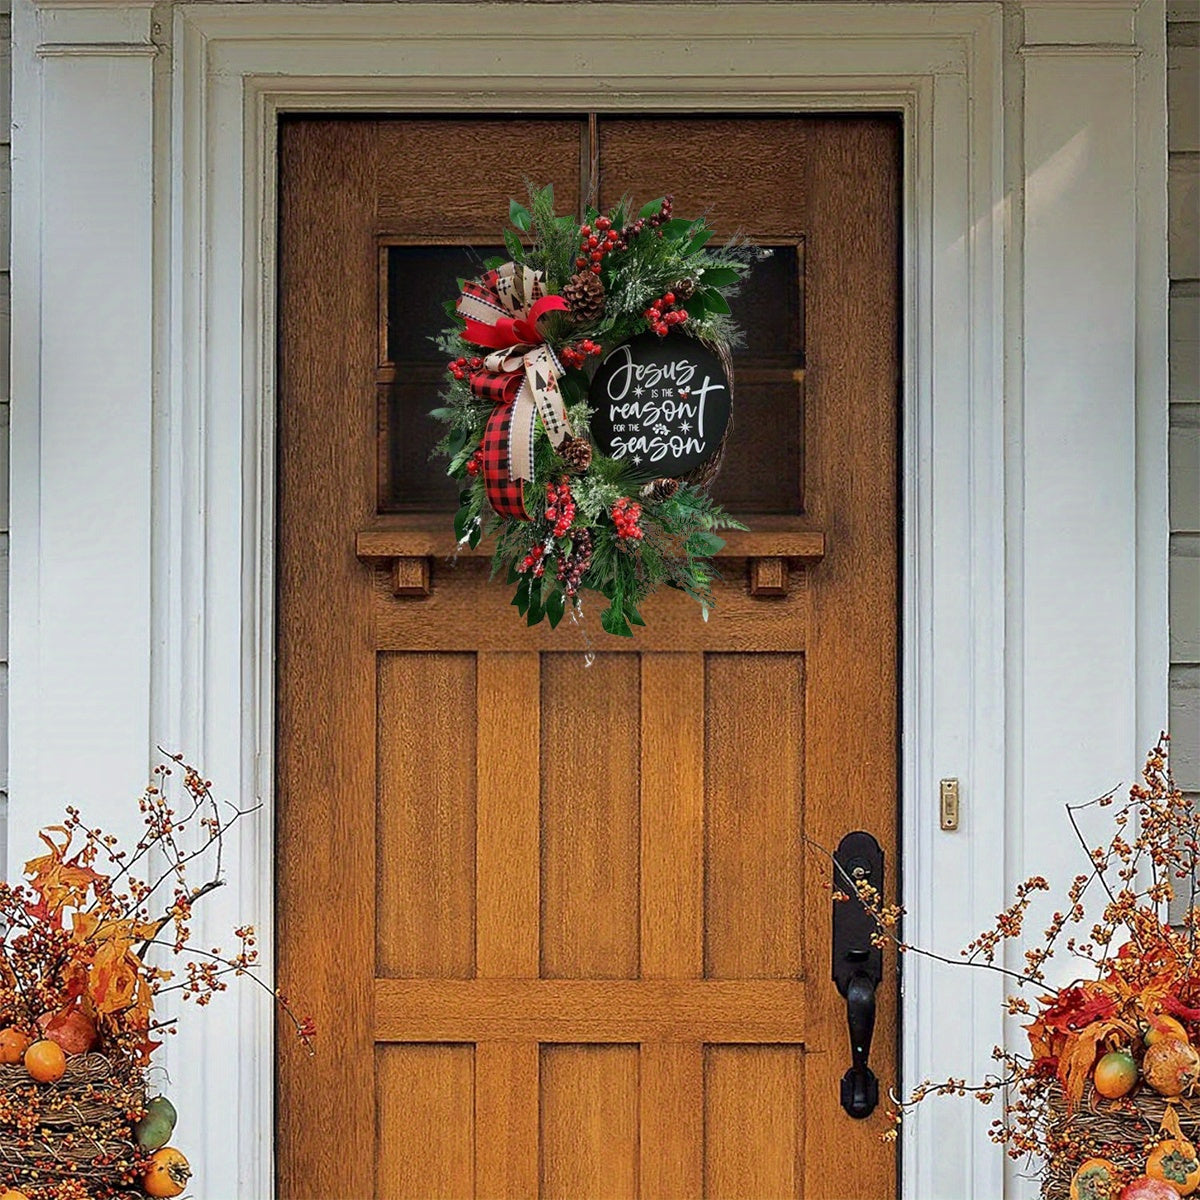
457 265 572 521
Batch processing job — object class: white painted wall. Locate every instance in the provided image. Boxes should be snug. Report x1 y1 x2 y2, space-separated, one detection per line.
1169 3 1200 827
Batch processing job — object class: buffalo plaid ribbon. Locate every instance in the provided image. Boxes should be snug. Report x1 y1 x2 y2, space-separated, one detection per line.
457 263 572 521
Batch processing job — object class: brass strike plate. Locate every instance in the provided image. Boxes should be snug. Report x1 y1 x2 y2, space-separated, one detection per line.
939 778 960 831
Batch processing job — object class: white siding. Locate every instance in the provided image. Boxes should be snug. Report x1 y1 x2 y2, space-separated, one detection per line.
1170 11 1200 817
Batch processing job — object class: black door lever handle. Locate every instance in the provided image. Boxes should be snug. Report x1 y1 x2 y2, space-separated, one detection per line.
842 970 879 1117
831 832 884 1119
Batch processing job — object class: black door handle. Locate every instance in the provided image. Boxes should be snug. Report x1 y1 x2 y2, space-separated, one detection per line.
831 831 884 1118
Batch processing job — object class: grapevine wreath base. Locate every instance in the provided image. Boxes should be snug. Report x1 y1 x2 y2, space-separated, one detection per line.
433 186 763 637
0 1055 146 1199
1044 1086 1200 1199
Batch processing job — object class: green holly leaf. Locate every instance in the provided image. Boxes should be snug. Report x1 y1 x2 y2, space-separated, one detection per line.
639 197 665 218
513 576 531 616
453 505 472 541
688 229 715 252
504 229 525 262
443 298 461 318
483 255 506 271
546 589 567 629
700 266 741 287
509 199 532 231
661 218 693 240
446 426 469 456
526 578 545 625
601 604 633 637
702 288 731 315
468 524 482 550
626 604 646 627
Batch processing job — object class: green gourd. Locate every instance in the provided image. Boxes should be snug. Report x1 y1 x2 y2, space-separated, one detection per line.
134 1095 178 1151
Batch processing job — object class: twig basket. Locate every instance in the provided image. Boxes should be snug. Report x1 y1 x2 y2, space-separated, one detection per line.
0 1053 144 1198
1043 1082 1200 1199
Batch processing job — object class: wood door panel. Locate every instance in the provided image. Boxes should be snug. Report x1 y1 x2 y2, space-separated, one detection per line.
598 117 812 236
540 654 641 979
704 653 805 980
278 114 900 1200
704 1045 804 1199
377 652 477 979
539 1045 640 1199
376 117 585 237
370 558 814 652
375 1044 475 1198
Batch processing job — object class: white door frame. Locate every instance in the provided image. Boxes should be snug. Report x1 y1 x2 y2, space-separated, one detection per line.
9 3 1169 1197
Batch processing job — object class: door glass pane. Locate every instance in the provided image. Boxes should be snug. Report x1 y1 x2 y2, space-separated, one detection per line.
381 243 504 511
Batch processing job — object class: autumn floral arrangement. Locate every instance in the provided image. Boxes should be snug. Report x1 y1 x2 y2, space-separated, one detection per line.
0 755 313 1200
851 736 1200 1200
432 185 759 636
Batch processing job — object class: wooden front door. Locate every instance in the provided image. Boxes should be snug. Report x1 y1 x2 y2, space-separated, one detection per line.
276 114 900 1200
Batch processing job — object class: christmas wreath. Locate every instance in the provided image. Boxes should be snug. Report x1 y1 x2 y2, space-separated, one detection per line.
432 185 757 637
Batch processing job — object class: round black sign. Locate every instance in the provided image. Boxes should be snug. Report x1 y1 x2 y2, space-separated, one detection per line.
589 331 732 479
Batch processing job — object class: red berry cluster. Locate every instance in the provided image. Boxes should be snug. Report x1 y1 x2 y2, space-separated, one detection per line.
520 544 546 576
465 448 484 477
643 291 689 339
558 339 603 370
555 528 594 598
447 355 484 381
575 216 622 276
545 478 576 537
612 497 644 540
622 194 674 242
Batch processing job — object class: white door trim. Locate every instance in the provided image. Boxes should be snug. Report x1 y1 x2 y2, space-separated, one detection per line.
9 3 1168 1197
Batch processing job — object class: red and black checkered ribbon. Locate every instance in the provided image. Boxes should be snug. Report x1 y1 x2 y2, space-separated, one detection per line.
480 396 529 520
456 262 573 522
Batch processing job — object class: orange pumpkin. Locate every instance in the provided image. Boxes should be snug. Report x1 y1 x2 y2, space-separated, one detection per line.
143 1146 191 1198
1072 1157 1121 1200
23 1039 66 1083
0 1029 31 1066
1147 1138 1200 1196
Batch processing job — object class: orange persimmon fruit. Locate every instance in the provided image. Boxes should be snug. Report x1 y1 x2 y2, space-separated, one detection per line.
23 1039 66 1083
143 1147 191 1198
1094 1050 1139 1099
0 1029 31 1065
1072 1158 1121 1200
1147 1138 1200 1196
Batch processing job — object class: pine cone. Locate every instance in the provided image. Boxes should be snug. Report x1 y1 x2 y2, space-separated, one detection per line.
558 436 594 474
642 477 680 502
671 278 697 301
563 272 606 323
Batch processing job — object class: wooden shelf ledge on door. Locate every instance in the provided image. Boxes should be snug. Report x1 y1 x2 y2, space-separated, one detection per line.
355 515 826 599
